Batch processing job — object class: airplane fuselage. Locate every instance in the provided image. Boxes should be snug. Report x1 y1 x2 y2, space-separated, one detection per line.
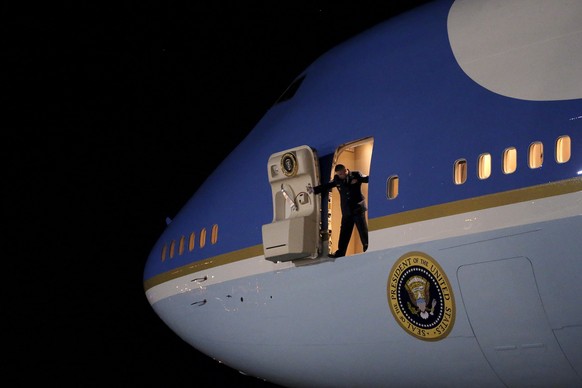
144 1 582 386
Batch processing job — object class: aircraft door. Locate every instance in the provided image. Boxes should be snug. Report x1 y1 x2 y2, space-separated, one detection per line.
458 257 580 386
262 145 321 262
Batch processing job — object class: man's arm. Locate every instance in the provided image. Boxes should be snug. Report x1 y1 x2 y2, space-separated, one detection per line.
350 171 368 184
313 179 335 194
355 171 369 183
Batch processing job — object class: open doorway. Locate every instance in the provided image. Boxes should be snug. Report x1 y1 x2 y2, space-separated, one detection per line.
327 137 373 257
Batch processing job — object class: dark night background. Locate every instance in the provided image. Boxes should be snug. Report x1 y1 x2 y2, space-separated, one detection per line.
4 1 430 386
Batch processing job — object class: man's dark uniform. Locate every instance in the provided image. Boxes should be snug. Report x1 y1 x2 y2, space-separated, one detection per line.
314 169 369 257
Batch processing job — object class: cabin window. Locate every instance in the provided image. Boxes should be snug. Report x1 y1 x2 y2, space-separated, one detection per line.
179 236 185 255
189 232 196 251
503 147 517 174
211 224 219 244
169 240 176 259
528 141 543 169
161 244 168 262
556 135 571 163
478 153 491 179
454 159 467 184
387 175 399 199
199 228 207 248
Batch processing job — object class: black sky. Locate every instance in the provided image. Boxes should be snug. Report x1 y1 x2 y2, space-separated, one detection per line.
5 1 430 386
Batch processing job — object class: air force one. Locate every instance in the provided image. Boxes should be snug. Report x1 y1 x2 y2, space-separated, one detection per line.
143 0 582 386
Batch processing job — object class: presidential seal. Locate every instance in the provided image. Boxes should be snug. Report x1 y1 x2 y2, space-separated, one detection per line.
281 152 298 177
387 251 455 341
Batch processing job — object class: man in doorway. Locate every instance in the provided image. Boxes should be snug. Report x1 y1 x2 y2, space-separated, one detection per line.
312 164 369 258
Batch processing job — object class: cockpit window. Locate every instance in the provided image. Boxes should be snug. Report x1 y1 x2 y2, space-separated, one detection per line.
275 75 306 104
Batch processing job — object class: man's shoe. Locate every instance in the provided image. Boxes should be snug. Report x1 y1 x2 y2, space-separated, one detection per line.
328 251 344 258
